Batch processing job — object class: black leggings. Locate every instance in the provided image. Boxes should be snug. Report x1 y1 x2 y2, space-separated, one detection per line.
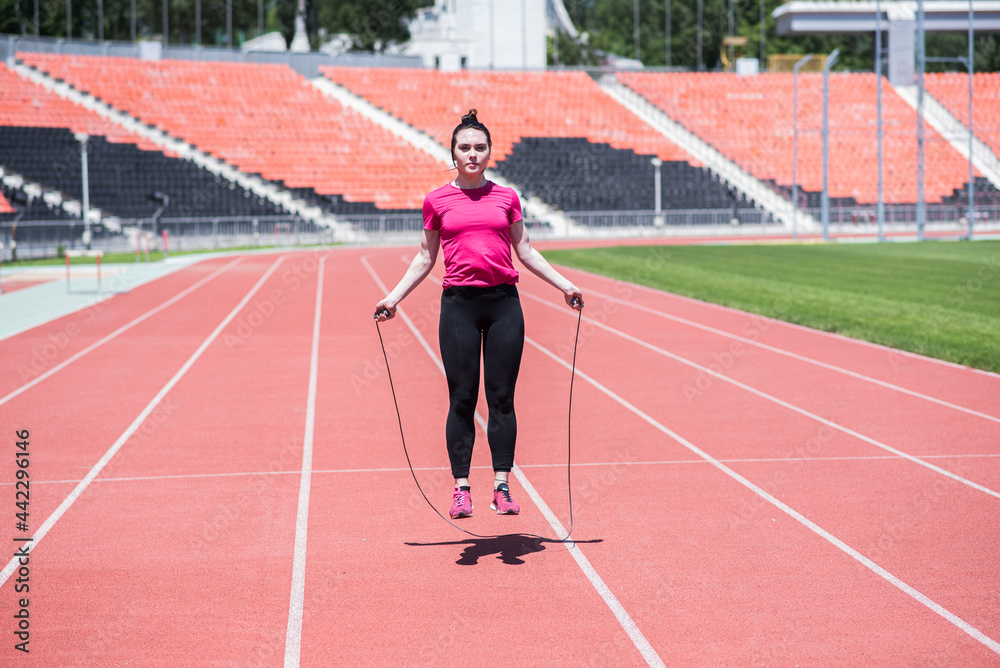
439 284 525 479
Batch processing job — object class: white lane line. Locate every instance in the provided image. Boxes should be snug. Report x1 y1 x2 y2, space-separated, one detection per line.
0 257 245 408
284 257 325 668
522 290 1000 501
562 264 1000 379
513 462 666 668
580 286 1000 424
12 452 1000 488
362 256 666 668
527 334 1000 657
0 256 286 588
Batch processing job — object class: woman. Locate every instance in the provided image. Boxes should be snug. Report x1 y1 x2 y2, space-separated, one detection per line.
375 109 583 519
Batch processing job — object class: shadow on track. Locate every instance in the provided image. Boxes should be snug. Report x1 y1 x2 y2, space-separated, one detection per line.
405 535 603 566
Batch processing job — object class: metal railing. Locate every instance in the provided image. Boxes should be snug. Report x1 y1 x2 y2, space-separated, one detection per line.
565 208 774 228
3 203 996 263
799 203 1000 228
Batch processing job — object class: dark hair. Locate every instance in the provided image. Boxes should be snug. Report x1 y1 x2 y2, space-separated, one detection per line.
450 108 492 161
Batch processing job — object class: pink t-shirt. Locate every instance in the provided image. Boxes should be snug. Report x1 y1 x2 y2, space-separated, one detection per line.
423 181 522 288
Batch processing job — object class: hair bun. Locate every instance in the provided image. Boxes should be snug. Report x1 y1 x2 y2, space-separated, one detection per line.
462 109 479 123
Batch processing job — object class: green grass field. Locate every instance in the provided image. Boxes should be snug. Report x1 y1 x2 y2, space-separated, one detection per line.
543 240 1000 374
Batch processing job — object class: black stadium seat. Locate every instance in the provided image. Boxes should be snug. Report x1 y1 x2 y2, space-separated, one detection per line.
0 126 286 220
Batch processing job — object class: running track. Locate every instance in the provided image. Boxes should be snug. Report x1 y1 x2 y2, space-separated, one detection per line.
0 246 997 665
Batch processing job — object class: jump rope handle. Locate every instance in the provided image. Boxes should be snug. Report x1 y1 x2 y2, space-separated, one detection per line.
571 297 583 309
374 307 391 320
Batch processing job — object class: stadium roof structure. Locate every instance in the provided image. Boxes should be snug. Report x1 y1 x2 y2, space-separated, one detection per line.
774 1 1000 84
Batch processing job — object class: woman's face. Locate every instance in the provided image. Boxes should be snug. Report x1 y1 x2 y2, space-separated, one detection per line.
452 128 491 179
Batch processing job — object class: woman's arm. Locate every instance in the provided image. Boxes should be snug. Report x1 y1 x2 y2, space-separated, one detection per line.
374 229 441 321
510 220 583 310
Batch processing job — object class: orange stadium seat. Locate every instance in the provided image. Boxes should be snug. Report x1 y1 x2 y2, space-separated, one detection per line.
17 53 442 210
321 66 698 166
619 71 976 205
317 66 768 214
0 61 286 221
925 72 1000 159
0 62 153 149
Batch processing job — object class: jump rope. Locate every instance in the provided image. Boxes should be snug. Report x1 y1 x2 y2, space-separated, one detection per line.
374 296 583 543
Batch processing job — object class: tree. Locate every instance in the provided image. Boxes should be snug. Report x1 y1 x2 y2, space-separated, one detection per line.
314 0 429 52
550 0 1000 72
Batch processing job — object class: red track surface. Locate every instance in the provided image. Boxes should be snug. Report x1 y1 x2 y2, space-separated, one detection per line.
0 248 997 666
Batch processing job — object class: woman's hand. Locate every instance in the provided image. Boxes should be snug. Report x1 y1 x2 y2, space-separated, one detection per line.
373 299 397 322
565 288 584 311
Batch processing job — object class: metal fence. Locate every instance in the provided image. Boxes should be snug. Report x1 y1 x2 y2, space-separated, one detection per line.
3 203 997 263
0 215 323 261
565 208 774 228
799 203 1000 228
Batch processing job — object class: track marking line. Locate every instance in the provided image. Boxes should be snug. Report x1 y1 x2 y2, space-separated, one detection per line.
562 265 1000 379
283 257 325 668
12 453 1000 488
362 256 666 668
0 256 245 408
579 286 1000 424
0 257 285 589
522 290 1000 501
526 334 1000 657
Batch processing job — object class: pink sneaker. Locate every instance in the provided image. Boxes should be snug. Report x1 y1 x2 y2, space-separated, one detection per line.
449 486 473 518
491 483 520 515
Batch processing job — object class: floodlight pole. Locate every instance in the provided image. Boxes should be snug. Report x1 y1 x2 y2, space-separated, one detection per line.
876 0 885 241
697 0 703 71
634 0 640 61
792 54 813 240
968 0 975 240
822 48 839 241
916 0 926 240
652 157 663 225
926 52 975 240
760 0 765 66
666 0 671 67
728 0 734 67
76 133 91 250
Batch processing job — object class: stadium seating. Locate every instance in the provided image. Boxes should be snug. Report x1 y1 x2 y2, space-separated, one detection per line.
17 53 444 211
620 72 979 206
498 137 751 211
0 62 290 221
320 66 758 212
925 73 1000 160
0 126 285 219
10 49 995 224
323 67 695 163
0 62 170 153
